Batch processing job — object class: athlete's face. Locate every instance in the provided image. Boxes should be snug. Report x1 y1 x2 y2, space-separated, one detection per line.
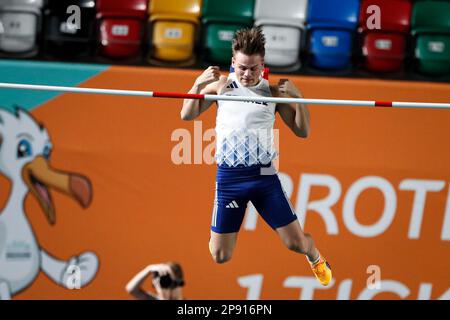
232 52 264 87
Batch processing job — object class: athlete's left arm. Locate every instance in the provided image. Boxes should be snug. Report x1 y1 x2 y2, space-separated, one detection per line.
271 80 310 138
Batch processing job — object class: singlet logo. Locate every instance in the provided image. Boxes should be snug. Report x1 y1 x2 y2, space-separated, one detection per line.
223 80 270 106
226 81 239 89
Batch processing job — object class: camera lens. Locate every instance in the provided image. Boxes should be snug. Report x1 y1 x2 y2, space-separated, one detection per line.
158 274 174 289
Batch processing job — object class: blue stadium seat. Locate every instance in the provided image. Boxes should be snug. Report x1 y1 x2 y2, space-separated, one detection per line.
306 0 360 70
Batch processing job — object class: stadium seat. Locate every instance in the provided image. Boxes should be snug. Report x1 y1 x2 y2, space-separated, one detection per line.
202 0 255 64
411 1 450 75
306 0 360 70
43 0 96 57
0 0 43 57
96 0 148 59
254 0 307 71
359 0 412 73
148 0 201 65
415 34 450 75
362 33 407 72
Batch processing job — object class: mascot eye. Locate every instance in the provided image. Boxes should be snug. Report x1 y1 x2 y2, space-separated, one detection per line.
43 145 52 159
17 139 32 159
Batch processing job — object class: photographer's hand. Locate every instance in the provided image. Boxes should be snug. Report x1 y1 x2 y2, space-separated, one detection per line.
147 264 176 279
125 264 162 300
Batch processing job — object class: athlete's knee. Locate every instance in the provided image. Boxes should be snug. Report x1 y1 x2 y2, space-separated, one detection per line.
284 235 309 254
210 248 233 264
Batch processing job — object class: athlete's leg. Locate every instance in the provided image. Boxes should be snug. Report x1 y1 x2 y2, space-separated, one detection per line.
276 221 332 286
252 173 332 285
276 219 319 262
209 176 248 264
209 231 238 264
251 174 317 258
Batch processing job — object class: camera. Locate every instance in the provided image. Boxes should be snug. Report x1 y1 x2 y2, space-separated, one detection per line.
153 272 185 289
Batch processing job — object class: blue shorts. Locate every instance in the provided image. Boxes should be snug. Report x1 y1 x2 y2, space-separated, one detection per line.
210 163 298 234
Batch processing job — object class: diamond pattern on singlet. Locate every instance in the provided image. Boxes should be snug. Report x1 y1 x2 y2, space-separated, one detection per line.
215 128 277 167
214 73 278 167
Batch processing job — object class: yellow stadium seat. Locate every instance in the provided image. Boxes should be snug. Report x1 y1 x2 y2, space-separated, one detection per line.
148 0 201 64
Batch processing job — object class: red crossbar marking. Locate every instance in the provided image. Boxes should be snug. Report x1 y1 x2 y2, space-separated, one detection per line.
263 68 270 80
375 101 393 107
153 92 205 99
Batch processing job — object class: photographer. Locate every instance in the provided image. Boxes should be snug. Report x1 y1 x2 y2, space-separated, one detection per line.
125 262 185 300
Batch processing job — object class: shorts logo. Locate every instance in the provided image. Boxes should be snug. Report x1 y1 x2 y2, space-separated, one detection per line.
226 200 239 209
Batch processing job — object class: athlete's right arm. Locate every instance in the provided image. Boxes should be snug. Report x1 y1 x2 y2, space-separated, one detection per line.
181 66 221 121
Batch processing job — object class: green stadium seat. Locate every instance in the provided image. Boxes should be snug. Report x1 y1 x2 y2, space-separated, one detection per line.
415 34 450 75
201 0 255 64
411 1 450 75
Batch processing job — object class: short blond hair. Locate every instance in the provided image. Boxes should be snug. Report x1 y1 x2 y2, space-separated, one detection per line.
232 27 265 57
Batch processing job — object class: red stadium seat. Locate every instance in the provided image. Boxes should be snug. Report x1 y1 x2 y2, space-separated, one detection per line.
363 33 406 72
96 0 149 59
359 0 412 73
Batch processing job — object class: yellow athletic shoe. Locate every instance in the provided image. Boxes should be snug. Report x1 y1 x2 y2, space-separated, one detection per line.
310 256 332 286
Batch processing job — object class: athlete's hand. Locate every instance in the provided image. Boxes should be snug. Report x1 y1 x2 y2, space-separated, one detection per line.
195 66 221 89
278 79 303 98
